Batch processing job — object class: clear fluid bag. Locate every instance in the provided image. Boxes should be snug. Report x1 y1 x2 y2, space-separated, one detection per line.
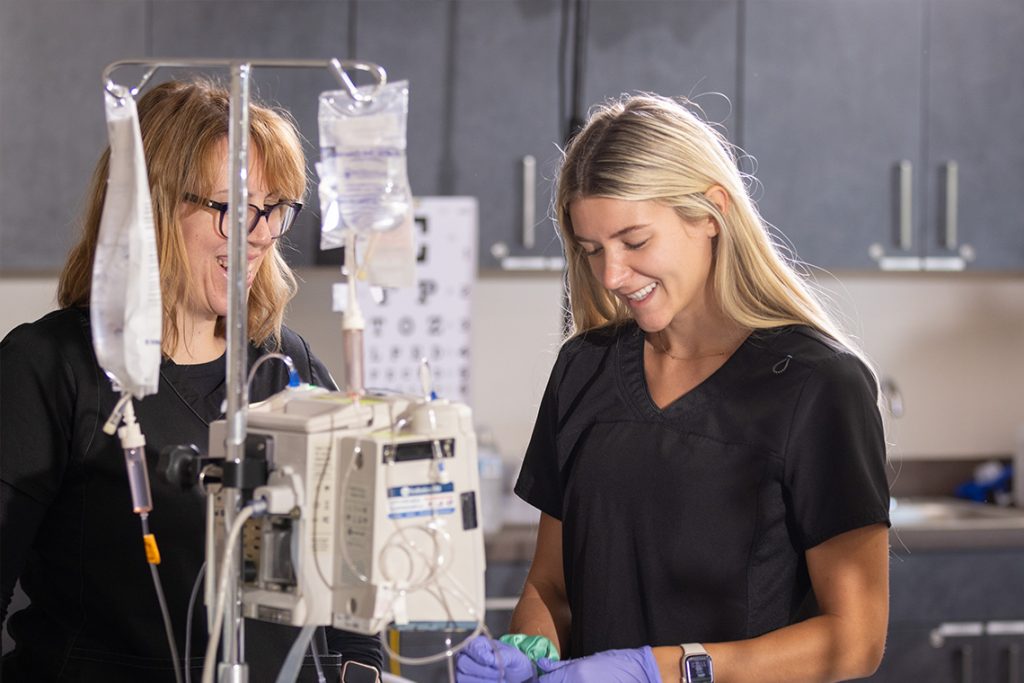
318 80 411 250
91 84 162 399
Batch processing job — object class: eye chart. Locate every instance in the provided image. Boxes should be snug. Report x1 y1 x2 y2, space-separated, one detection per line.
337 197 477 402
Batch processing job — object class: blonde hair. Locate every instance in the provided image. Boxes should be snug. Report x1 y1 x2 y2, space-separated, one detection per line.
556 93 864 361
58 79 307 355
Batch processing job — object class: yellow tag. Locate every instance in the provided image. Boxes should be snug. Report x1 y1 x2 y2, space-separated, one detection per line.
143 534 161 565
388 629 402 675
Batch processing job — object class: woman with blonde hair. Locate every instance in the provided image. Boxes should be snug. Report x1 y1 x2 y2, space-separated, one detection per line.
0 79 382 681
457 94 889 682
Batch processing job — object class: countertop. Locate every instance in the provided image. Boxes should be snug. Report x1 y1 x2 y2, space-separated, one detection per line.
484 500 1024 564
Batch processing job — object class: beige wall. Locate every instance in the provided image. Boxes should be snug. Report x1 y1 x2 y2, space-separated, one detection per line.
3 271 1022 464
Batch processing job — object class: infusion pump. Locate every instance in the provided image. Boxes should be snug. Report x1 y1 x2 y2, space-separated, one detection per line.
207 389 486 636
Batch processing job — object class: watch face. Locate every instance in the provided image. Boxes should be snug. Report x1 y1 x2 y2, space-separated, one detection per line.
685 654 714 682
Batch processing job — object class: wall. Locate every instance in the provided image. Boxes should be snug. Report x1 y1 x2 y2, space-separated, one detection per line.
3 270 1023 465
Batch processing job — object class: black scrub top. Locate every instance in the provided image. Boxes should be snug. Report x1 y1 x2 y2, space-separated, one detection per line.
0 307 382 681
515 322 890 658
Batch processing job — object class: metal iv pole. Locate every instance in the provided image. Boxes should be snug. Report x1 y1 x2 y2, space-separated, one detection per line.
102 57 387 682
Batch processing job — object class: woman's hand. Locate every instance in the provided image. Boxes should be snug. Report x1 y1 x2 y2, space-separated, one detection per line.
455 635 537 682
537 646 661 682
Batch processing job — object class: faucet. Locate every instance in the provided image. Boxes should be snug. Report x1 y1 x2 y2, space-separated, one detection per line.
880 376 904 418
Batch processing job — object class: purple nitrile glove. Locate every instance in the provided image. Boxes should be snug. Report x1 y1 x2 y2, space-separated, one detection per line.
455 634 538 683
537 646 661 683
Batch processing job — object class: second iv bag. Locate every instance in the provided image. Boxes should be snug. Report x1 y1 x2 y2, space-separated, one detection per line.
317 80 411 249
90 84 162 399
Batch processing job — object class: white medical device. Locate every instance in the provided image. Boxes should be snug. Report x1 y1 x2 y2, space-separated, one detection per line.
206 388 486 636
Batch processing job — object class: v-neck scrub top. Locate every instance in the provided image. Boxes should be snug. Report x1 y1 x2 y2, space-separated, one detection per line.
514 322 890 658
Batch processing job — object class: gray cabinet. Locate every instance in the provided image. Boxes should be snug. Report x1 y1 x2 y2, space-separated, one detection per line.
0 0 147 272
871 548 1024 681
741 0 925 271
3 0 1021 273
987 633 1024 683
450 0 564 271
875 626 985 682
875 625 1024 682
924 0 1024 270
584 1 739 139
742 0 1024 272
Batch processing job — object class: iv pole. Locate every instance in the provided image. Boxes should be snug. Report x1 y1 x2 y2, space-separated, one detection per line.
102 57 387 683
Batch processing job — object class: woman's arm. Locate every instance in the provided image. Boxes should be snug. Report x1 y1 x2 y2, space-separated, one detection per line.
651 523 890 683
509 512 572 655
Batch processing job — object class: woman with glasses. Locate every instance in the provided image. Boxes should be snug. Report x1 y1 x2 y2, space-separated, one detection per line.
0 80 382 681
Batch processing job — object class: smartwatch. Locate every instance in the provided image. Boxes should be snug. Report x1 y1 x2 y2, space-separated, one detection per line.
680 643 714 683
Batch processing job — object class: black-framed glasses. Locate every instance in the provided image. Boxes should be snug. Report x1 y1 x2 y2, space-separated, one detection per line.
183 193 302 239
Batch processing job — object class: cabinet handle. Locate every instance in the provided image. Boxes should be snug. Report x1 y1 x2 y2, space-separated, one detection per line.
944 161 959 249
898 160 913 251
522 154 536 249
960 644 974 683
1008 642 1021 683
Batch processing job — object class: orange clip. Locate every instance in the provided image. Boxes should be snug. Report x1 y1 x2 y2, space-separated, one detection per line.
143 534 161 565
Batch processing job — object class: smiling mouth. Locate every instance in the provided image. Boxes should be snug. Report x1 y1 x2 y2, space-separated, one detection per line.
626 283 657 302
216 256 256 280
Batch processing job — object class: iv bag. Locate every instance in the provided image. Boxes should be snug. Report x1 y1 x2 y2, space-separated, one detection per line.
90 85 162 399
317 80 411 250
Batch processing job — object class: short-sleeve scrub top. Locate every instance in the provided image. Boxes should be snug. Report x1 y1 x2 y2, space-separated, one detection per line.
515 321 890 658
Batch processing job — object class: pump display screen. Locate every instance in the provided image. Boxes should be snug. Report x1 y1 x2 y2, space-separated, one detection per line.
383 438 454 462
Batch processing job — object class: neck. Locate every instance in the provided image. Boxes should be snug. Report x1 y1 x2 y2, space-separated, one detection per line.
647 313 750 362
170 315 225 364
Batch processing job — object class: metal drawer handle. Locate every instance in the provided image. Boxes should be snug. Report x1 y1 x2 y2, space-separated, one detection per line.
522 154 536 249
960 644 974 683
899 160 913 251
1009 642 1022 683
945 161 959 249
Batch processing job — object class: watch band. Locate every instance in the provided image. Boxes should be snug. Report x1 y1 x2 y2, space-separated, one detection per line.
681 643 707 657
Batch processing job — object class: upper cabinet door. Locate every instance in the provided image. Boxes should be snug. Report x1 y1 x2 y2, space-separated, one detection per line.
741 0 925 271
0 0 147 272
451 0 563 271
925 0 1024 271
584 1 739 138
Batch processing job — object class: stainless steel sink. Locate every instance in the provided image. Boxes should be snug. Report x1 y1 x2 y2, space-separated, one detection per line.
889 497 1024 529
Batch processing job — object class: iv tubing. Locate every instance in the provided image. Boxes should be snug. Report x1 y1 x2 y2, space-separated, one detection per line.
201 502 263 683
140 513 184 683
273 624 317 683
342 230 366 396
184 562 206 683
113 398 182 683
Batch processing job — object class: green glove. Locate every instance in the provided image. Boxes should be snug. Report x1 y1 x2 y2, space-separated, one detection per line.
498 633 561 664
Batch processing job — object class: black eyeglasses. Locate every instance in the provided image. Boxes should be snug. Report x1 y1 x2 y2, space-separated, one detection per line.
183 193 302 239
